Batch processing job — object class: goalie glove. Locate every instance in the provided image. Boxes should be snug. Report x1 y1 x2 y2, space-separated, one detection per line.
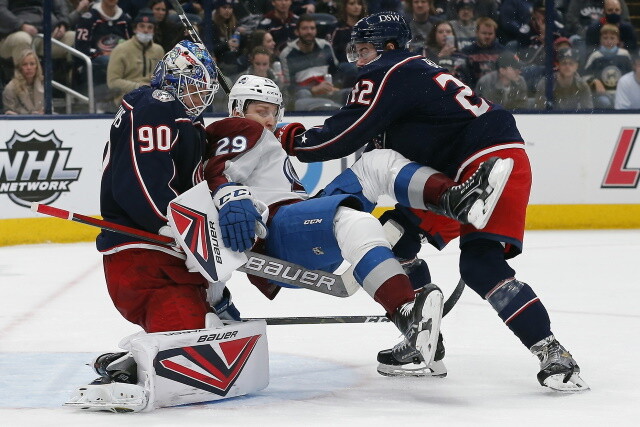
274 122 305 155
213 183 268 252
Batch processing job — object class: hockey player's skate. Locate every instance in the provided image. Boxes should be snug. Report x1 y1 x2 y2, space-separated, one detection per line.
92 351 138 384
65 352 147 412
439 157 514 229
530 335 589 392
391 283 444 365
377 333 447 377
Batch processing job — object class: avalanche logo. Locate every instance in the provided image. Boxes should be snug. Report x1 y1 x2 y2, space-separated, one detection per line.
153 335 262 395
0 130 81 207
169 202 220 281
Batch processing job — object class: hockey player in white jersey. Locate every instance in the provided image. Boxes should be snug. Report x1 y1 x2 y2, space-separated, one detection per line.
203 75 513 377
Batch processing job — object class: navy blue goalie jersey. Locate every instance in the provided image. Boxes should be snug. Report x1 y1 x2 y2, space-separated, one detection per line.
293 50 524 178
97 86 206 253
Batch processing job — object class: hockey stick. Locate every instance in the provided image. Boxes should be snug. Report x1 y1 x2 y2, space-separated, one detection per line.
30 203 357 298
167 0 233 94
246 278 465 325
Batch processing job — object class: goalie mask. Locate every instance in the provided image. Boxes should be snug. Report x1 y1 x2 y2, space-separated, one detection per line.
228 75 284 123
151 40 219 118
347 12 412 63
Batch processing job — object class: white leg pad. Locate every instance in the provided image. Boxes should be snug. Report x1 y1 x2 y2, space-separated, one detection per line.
68 321 269 412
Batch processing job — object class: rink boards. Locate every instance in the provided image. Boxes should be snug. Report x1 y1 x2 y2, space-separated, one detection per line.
1 113 639 246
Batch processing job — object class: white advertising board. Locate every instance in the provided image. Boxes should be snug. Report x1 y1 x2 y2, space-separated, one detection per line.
1 114 639 220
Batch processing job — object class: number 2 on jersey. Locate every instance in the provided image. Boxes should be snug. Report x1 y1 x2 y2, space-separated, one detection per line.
434 73 489 117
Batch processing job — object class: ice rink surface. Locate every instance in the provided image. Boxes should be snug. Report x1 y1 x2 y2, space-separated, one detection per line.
1 229 639 426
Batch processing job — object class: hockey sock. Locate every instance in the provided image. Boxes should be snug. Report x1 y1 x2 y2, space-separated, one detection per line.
393 162 454 207
486 278 552 348
353 246 415 314
460 239 552 348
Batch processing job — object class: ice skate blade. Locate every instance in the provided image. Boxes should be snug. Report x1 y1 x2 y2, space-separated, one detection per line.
414 290 444 365
542 373 590 392
377 360 447 378
467 158 514 229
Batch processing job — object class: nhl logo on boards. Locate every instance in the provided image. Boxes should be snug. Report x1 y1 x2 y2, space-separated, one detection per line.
0 130 81 208
153 335 262 395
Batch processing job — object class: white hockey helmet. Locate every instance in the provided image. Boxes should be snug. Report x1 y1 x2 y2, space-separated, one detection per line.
228 75 284 123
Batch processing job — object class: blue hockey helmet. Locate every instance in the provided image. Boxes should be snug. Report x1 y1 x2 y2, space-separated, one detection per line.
151 40 219 118
347 12 412 62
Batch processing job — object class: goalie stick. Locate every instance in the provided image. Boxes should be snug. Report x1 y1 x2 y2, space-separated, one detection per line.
167 0 232 94
30 203 358 298
247 278 465 325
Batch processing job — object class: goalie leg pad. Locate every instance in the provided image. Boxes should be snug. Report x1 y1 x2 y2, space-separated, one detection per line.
67 321 269 412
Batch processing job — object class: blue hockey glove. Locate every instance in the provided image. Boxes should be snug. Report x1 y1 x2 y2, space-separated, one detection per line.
213 183 267 252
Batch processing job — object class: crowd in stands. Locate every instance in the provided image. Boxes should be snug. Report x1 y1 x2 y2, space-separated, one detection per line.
4 0 640 113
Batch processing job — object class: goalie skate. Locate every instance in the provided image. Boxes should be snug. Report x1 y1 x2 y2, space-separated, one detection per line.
391 283 444 365
377 333 446 377
441 157 514 229
65 382 148 413
530 335 589 392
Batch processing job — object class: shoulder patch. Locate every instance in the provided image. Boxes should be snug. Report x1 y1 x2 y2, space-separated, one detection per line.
152 90 175 102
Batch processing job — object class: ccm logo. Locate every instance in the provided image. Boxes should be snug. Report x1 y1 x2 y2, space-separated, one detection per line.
304 219 322 225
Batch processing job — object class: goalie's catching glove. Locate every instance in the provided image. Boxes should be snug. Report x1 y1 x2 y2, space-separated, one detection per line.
213 183 267 252
274 122 305 155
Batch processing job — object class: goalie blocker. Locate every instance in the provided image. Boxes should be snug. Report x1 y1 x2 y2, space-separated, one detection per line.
66 319 269 412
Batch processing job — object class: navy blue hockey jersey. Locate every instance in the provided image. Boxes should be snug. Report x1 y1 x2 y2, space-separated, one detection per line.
293 50 524 178
97 86 206 253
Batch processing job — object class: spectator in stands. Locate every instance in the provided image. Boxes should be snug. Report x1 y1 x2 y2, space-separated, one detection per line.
291 0 316 15
332 0 366 63
148 0 182 52
74 0 132 89
211 0 245 78
242 46 283 86
247 29 277 57
614 55 640 109
476 52 529 109
533 47 593 110
2 48 43 114
106 10 163 111
331 0 366 87
422 21 472 84
462 17 504 88
585 0 637 52
498 0 535 46
584 23 632 108
279 13 343 109
67 0 93 28
258 0 299 53
565 0 630 39
315 0 338 15
406 0 442 52
0 0 75 65
450 0 477 51
119 0 149 19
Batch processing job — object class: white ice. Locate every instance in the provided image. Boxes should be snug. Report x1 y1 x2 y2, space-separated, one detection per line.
1 230 639 426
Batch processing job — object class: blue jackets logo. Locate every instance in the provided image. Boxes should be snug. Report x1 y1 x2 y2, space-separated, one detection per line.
0 130 81 207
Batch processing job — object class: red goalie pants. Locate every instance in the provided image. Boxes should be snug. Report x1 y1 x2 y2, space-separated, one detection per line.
103 249 210 333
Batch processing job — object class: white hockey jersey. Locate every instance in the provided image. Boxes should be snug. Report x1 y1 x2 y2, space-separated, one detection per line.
203 117 307 210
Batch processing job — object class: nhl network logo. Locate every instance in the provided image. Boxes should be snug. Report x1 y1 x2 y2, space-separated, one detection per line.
0 130 81 207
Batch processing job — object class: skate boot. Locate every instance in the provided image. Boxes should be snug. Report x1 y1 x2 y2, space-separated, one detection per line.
391 283 444 365
92 352 138 384
377 333 446 377
530 335 589 392
439 156 514 229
